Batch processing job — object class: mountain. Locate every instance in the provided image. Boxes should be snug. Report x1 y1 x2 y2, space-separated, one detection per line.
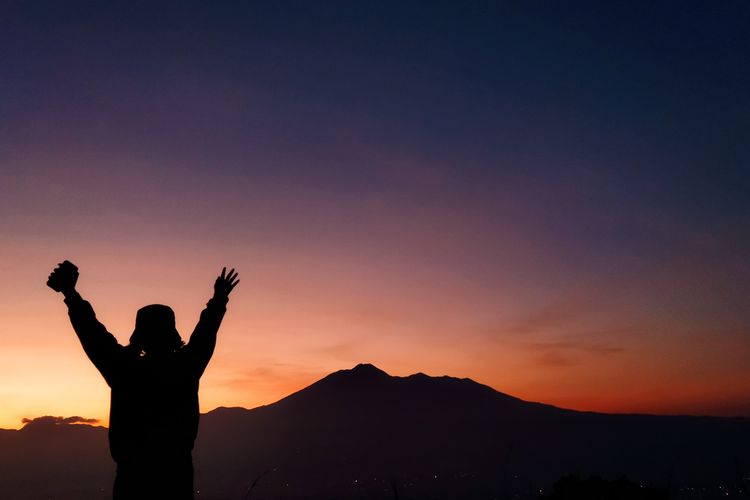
194 364 750 499
1 364 748 499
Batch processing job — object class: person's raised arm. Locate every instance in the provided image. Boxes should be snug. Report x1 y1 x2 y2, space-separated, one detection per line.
47 261 121 384
186 267 239 377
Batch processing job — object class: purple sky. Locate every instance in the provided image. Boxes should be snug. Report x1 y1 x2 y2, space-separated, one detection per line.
1 1 749 427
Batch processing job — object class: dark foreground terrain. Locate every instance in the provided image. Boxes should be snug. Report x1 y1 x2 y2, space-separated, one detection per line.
1 364 748 499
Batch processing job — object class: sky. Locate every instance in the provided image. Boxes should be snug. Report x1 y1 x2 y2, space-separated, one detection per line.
1 1 749 429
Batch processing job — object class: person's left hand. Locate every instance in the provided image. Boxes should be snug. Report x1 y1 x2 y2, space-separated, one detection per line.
214 267 239 298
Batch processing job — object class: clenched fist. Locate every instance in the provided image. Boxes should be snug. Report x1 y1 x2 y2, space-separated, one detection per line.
47 260 79 294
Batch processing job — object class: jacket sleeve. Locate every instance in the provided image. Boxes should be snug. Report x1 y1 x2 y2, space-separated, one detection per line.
64 291 122 385
185 295 228 377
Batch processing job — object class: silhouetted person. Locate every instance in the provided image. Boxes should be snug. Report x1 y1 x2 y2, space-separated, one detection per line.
47 261 239 500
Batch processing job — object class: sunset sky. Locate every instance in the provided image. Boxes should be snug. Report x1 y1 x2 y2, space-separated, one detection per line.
1 1 749 429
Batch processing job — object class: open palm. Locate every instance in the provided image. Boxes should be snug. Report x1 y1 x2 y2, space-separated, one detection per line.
214 267 239 298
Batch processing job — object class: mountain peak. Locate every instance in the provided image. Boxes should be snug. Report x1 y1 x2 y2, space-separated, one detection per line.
324 363 391 384
349 363 389 377
299 363 392 393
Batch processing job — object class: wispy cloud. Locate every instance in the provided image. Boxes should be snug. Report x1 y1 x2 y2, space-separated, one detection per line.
521 340 625 368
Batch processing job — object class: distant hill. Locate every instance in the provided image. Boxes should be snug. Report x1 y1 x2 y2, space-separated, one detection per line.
1 364 748 499
0 416 111 499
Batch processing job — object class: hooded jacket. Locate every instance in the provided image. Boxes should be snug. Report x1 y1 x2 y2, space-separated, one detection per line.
64 292 228 463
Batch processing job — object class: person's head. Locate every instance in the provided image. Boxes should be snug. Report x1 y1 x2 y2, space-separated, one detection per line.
129 304 184 354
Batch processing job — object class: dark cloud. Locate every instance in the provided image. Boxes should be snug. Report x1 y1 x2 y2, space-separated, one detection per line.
21 416 100 427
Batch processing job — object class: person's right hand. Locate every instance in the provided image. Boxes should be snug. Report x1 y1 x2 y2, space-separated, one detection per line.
47 261 79 293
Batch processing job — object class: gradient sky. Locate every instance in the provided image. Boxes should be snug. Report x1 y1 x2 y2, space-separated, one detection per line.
1 1 749 429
